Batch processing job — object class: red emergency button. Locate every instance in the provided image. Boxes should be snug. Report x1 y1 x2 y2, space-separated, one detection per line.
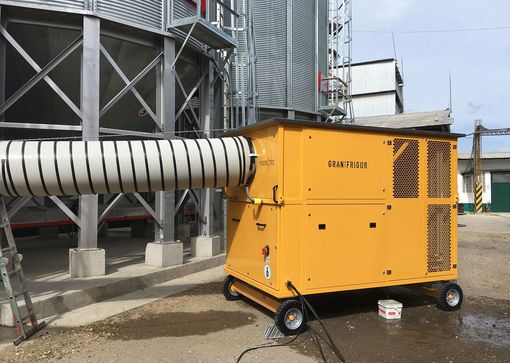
262 245 270 257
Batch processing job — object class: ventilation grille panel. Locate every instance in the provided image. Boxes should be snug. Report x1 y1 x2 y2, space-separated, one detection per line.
427 205 452 273
427 141 451 198
393 139 419 198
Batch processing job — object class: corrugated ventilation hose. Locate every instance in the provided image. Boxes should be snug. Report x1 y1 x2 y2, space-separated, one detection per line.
0 137 254 197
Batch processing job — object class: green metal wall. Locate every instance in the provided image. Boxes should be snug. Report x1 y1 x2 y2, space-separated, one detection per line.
492 172 510 212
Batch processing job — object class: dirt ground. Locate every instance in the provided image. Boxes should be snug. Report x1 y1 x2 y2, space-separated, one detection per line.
0 214 509 363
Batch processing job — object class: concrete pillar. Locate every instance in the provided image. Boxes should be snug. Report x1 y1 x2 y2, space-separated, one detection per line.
191 236 221 257
145 241 183 268
148 35 182 268
69 248 105 278
71 15 104 278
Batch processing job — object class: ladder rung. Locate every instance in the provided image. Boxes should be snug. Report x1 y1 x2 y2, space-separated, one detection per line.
1 247 15 253
7 269 19 276
21 314 34 322
15 314 34 324
11 290 28 299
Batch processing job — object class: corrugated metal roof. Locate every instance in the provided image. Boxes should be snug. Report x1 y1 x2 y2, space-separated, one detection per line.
355 109 452 129
459 152 510 160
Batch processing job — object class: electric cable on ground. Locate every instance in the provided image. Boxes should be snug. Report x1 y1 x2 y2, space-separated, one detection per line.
235 334 300 363
236 281 347 363
287 281 346 363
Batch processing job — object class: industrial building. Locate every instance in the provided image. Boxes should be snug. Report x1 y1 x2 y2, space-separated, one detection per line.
458 152 510 212
350 58 404 118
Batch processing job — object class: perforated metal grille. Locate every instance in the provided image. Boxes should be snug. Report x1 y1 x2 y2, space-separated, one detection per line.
427 205 451 273
393 139 419 198
428 141 451 198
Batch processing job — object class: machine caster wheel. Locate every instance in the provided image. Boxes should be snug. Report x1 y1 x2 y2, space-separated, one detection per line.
223 275 242 301
275 299 307 336
436 282 463 311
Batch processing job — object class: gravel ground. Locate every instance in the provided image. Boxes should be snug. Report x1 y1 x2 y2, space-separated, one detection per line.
0 214 509 362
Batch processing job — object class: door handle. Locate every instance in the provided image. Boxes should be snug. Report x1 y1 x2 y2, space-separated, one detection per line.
272 185 278 203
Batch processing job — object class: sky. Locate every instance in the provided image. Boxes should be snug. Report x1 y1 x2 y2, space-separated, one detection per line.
352 0 510 153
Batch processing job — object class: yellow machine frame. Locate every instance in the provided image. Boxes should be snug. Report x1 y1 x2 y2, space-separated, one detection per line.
225 120 460 313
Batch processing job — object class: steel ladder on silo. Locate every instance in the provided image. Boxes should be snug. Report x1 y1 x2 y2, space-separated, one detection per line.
0 198 46 345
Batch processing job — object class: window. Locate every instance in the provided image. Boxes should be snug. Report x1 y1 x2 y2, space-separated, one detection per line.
462 175 473 193
462 174 486 193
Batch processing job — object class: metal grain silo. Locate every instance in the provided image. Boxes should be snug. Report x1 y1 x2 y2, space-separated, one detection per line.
230 0 328 124
0 0 237 280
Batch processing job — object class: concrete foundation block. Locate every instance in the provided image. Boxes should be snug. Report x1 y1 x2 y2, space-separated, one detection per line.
191 236 221 257
145 242 183 268
69 249 106 278
39 226 59 239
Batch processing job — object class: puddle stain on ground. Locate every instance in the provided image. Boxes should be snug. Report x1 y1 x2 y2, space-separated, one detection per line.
460 314 510 348
91 310 257 341
288 289 510 362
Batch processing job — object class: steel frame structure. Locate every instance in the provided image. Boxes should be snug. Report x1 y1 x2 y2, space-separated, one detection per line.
324 0 353 123
464 119 510 213
0 2 232 275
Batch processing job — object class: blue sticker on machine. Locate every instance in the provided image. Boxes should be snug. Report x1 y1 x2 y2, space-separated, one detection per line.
264 264 271 280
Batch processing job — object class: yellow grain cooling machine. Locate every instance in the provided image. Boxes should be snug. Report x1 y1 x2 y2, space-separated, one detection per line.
0 119 463 336
222 119 463 335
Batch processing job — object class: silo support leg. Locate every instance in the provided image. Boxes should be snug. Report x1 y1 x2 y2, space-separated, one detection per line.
146 36 182 268
70 16 104 278
191 57 221 258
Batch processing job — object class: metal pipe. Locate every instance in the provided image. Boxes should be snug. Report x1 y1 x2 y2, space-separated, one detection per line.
0 137 255 197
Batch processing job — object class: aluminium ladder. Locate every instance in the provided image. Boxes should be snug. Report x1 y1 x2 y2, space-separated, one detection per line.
0 198 45 345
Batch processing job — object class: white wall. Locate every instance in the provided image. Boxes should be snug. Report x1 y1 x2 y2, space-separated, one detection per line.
457 171 491 205
352 93 396 118
457 158 510 205
351 61 396 95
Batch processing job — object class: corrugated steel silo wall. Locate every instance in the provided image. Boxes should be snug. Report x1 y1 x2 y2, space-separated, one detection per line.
250 0 327 115
172 0 196 20
97 0 163 30
253 0 287 109
11 0 85 11
291 0 315 111
318 0 328 105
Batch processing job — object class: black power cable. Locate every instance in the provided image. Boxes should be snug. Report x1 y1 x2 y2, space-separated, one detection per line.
286 281 346 363
235 334 300 363
235 281 347 363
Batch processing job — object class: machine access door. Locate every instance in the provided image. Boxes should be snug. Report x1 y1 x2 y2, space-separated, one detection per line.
304 204 387 291
226 201 279 291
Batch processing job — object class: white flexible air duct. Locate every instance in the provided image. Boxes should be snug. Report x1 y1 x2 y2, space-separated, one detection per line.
0 137 255 197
